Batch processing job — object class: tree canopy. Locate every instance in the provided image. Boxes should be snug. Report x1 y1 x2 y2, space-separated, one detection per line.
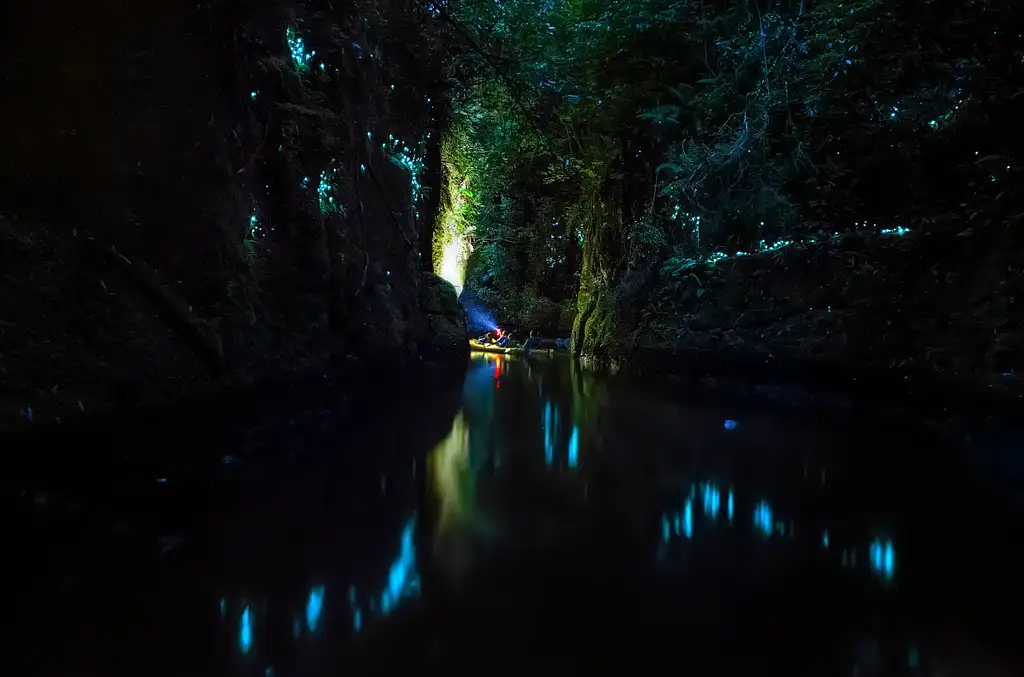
434 0 1022 333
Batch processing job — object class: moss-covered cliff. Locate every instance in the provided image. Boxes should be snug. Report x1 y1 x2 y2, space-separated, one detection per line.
574 221 1024 401
0 1 466 428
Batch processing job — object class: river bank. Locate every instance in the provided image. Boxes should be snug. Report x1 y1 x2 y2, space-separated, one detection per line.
574 222 1024 415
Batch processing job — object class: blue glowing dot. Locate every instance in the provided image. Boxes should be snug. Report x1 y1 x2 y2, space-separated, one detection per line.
724 419 738 430
219 598 227 617
823 530 830 548
568 425 579 468
156 477 167 483
661 515 671 543
353 609 362 632
727 490 734 521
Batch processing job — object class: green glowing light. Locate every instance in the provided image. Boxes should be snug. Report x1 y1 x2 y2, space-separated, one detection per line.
248 213 262 239
250 91 257 100
384 134 427 202
286 26 314 72
706 252 729 265
317 168 342 214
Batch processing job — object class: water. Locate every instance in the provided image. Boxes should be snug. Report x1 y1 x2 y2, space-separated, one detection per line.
9 355 1023 676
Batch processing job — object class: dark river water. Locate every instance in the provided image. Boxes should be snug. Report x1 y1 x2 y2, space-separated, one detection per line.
9 354 1024 676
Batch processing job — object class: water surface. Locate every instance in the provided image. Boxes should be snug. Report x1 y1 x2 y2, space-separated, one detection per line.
11 354 1023 676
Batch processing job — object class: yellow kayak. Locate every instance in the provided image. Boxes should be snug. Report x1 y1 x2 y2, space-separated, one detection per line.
469 340 517 355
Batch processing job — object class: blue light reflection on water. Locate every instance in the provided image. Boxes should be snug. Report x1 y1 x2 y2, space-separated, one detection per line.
380 515 420 615
543 402 556 466
870 538 896 580
568 425 579 468
306 585 324 633
702 483 721 518
754 501 773 537
239 606 253 654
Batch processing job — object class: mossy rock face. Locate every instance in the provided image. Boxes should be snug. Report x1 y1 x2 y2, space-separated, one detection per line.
419 273 469 362
574 229 1024 399
0 2 456 429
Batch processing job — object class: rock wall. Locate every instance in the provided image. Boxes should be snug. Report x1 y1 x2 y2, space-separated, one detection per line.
0 1 466 428
574 222 1024 402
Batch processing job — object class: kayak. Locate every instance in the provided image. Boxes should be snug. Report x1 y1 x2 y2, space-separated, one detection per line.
469 340 518 355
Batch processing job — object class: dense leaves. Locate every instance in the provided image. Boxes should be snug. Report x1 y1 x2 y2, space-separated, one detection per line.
441 0 1022 333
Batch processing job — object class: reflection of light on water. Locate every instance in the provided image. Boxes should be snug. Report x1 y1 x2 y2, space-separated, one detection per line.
662 515 671 543
683 499 693 538
754 501 773 537
728 489 734 522
823 530 830 548
353 609 362 632
870 538 895 580
431 413 473 534
380 516 419 614
239 606 253 653
568 425 579 468
306 585 324 632
702 483 721 518
543 402 558 466
219 598 226 618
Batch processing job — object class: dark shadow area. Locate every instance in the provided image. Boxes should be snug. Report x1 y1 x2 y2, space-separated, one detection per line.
11 355 1021 676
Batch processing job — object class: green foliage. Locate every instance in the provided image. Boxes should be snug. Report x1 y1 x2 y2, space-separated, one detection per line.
444 0 1022 341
